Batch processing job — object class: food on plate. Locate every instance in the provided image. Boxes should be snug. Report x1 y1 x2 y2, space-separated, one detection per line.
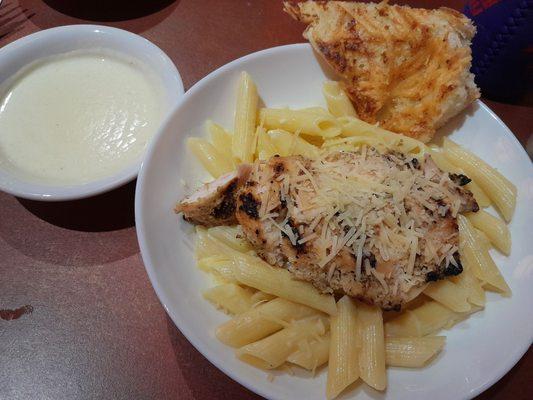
0 49 166 185
174 72 514 399
284 1 480 142
178 148 479 310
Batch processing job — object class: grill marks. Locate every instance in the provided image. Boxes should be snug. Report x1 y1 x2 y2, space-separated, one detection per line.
177 148 479 309
238 192 260 219
212 181 238 220
232 150 478 309
283 218 307 254
449 173 471 186
425 251 462 282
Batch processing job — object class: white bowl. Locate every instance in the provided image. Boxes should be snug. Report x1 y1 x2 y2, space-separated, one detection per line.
0 25 183 201
135 44 533 400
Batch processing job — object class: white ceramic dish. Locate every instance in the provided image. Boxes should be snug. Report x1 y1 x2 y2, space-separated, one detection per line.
0 25 183 201
135 44 533 400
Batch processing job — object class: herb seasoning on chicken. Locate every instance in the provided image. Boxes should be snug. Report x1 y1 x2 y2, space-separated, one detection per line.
176 148 478 310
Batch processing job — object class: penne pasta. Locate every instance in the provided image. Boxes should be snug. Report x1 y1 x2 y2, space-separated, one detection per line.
424 280 471 312
443 139 516 221
385 301 458 337
458 215 511 295
383 309 420 337
216 297 319 347
268 129 320 158
232 256 338 315
236 316 328 369
197 255 237 283
206 120 235 163
250 291 276 305
207 226 252 253
259 108 342 138
300 106 332 115
322 81 358 118
327 296 359 400
426 147 491 207
187 137 234 178
203 283 256 315
232 71 259 163
385 336 445 368
466 210 511 255
195 226 213 259
256 126 279 160
288 334 331 371
474 228 492 248
465 181 491 208
288 335 446 371
426 146 459 172
449 264 486 307
338 116 426 156
322 135 387 154
357 302 387 391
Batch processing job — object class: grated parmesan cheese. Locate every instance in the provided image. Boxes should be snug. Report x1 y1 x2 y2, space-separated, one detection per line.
245 147 469 301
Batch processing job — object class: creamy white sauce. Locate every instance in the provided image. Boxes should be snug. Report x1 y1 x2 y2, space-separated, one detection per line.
0 49 166 185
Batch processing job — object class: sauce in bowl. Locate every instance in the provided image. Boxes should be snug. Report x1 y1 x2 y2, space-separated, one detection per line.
0 49 166 185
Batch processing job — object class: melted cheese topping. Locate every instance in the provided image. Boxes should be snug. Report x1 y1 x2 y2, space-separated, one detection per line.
256 148 464 287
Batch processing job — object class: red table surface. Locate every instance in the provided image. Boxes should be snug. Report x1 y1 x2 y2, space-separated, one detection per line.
0 1 531 399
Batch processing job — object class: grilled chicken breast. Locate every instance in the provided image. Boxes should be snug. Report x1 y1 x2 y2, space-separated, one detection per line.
284 1 480 142
177 149 478 310
175 165 251 226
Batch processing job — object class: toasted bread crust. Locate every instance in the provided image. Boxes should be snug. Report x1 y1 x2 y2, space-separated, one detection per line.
284 1 480 142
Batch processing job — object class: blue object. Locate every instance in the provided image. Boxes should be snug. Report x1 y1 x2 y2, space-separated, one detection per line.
463 0 533 101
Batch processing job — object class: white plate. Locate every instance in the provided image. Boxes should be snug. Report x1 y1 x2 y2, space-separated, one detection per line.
135 44 533 400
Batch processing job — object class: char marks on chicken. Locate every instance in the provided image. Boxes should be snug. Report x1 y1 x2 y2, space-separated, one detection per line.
177 148 478 310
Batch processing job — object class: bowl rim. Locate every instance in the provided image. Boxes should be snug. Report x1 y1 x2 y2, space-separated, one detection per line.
135 43 532 400
0 24 184 201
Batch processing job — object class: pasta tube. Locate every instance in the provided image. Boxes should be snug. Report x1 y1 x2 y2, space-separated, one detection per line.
458 215 511 295
386 301 458 337
385 336 445 368
206 120 234 163
203 283 256 314
216 298 319 347
250 291 276 305
197 255 237 283
233 257 337 315
195 226 213 259
236 316 328 369
424 280 471 312
327 296 359 399
232 71 259 163
207 226 252 253
268 129 320 158
288 334 331 371
426 147 491 207
288 335 446 370
322 81 357 118
256 126 279 160
443 138 516 221
466 210 511 255
357 302 387 391
300 106 331 115
187 138 234 178
338 116 425 155
259 108 342 138
449 264 486 307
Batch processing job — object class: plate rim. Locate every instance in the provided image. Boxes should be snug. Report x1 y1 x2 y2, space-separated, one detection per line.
135 43 532 400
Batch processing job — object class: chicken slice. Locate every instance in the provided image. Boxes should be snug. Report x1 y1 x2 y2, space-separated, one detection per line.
177 149 478 310
175 165 251 227
235 150 478 310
